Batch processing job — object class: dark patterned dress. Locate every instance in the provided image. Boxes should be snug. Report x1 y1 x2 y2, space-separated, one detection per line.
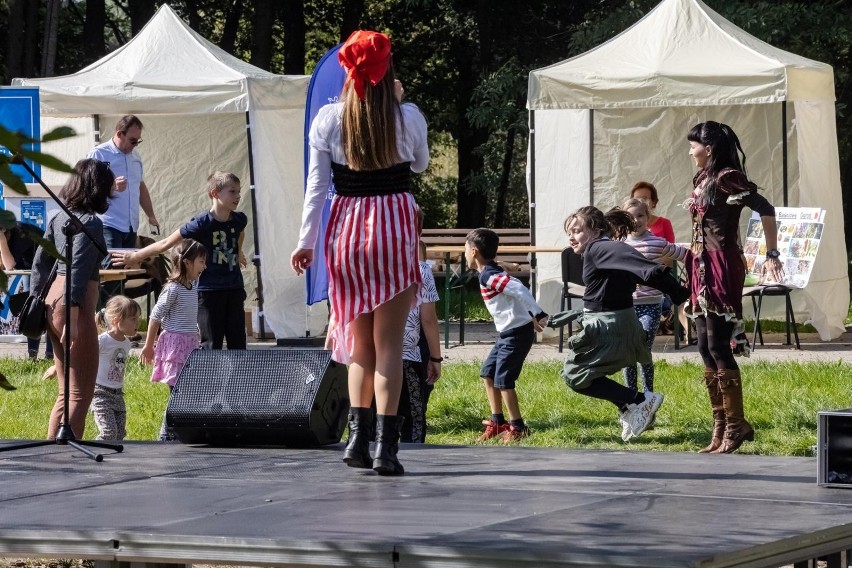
685 168 775 320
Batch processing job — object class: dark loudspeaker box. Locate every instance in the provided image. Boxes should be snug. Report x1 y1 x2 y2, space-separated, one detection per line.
167 349 349 447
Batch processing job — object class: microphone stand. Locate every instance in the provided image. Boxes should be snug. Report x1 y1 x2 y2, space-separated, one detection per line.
0 156 123 462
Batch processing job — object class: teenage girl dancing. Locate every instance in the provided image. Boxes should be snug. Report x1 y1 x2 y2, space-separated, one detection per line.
557 206 690 441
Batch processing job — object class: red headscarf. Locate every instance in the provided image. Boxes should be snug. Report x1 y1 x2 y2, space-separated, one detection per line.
338 30 391 101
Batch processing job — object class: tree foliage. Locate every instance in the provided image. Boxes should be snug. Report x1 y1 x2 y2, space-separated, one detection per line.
0 0 849 239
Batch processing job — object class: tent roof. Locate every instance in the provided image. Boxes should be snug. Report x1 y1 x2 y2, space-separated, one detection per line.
528 0 834 110
13 4 306 115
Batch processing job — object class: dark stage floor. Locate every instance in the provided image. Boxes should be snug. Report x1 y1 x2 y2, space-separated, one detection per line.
1 441 851 567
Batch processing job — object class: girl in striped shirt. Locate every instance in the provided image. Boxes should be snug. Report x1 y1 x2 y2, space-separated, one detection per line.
141 238 207 440
620 198 689 395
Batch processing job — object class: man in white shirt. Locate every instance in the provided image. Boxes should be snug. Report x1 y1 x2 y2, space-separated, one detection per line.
88 115 160 300
87 114 160 250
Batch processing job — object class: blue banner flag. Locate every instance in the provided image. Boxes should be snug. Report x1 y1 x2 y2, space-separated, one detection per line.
303 44 345 305
0 87 41 184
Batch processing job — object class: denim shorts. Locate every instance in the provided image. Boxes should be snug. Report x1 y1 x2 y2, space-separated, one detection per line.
480 322 535 390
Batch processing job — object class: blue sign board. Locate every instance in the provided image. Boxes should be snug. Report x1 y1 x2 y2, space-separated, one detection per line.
303 44 345 305
0 87 41 184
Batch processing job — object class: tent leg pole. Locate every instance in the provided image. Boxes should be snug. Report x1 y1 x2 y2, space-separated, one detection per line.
529 110 537 298
245 110 267 339
589 109 594 205
781 101 788 207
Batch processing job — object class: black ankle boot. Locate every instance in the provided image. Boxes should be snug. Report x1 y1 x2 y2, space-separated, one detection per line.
342 407 373 468
373 414 404 476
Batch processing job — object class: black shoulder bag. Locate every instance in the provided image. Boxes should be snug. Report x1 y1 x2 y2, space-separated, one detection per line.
16 261 59 339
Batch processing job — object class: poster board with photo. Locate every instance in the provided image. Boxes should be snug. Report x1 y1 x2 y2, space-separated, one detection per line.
743 207 825 289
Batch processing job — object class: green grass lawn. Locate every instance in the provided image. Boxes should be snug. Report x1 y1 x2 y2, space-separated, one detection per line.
1 356 849 457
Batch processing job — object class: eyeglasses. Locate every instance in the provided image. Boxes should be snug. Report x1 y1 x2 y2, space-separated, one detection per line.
120 132 143 146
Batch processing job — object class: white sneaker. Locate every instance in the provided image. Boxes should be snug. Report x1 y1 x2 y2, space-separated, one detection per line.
623 392 664 439
619 411 633 441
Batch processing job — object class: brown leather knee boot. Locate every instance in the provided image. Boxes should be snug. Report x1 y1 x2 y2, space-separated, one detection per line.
698 368 725 453
711 369 755 454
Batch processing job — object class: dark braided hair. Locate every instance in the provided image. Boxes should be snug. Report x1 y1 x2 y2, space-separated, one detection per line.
687 121 757 207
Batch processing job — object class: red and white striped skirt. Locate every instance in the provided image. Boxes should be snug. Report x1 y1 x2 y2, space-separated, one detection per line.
324 192 421 364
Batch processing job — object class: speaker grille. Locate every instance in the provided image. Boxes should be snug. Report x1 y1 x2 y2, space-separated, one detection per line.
167 349 348 446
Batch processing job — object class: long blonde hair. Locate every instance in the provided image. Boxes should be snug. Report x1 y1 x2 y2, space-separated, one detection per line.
96 295 141 332
340 68 401 171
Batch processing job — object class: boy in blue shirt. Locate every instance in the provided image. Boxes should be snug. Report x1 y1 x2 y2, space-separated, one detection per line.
465 228 548 443
114 172 247 349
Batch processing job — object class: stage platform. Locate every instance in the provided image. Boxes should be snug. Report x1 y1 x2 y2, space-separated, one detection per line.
1 441 851 567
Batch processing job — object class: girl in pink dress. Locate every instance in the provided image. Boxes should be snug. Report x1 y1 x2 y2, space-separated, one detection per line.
141 239 207 441
291 30 429 476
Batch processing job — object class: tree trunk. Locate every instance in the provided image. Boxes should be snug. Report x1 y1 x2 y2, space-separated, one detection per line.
184 0 201 32
219 0 244 54
251 0 276 70
340 0 364 42
454 1 491 228
5 0 25 83
83 0 106 64
128 0 156 36
22 0 39 78
493 128 516 228
281 0 306 75
40 0 62 77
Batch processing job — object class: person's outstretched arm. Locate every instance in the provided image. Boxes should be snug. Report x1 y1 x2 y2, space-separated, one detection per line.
112 229 182 267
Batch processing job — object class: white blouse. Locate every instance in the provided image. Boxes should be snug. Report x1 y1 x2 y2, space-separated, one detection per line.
297 102 429 250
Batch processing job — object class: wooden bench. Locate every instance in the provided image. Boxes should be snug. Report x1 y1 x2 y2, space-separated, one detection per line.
421 228 532 280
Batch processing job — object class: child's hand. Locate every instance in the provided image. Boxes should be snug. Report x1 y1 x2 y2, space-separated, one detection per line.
140 343 155 366
531 312 549 333
238 250 248 269
41 365 57 381
111 250 141 268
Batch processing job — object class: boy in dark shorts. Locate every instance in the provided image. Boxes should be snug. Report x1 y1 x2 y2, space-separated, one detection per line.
465 228 548 443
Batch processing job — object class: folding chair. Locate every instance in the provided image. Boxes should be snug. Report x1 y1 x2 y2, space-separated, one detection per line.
742 284 800 350
558 247 585 353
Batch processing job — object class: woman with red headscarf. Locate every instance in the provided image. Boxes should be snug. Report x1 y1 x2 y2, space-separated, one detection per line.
291 30 429 476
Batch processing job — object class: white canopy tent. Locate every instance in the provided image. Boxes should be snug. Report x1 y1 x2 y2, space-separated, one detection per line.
13 4 320 339
527 0 848 340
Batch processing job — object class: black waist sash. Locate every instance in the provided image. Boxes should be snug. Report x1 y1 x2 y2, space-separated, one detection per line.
331 162 412 197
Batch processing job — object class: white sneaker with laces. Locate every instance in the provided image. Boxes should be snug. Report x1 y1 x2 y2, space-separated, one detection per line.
619 411 632 441
624 392 664 439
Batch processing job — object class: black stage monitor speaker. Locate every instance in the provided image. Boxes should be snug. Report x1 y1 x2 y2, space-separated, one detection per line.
167 349 349 447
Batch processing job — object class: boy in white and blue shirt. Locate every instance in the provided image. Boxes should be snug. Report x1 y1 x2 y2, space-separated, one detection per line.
464 228 548 444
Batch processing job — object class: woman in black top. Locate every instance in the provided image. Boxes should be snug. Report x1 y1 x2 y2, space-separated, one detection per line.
561 206 689 441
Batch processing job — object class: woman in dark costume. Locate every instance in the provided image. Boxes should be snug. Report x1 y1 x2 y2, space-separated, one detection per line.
685 121 783 454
